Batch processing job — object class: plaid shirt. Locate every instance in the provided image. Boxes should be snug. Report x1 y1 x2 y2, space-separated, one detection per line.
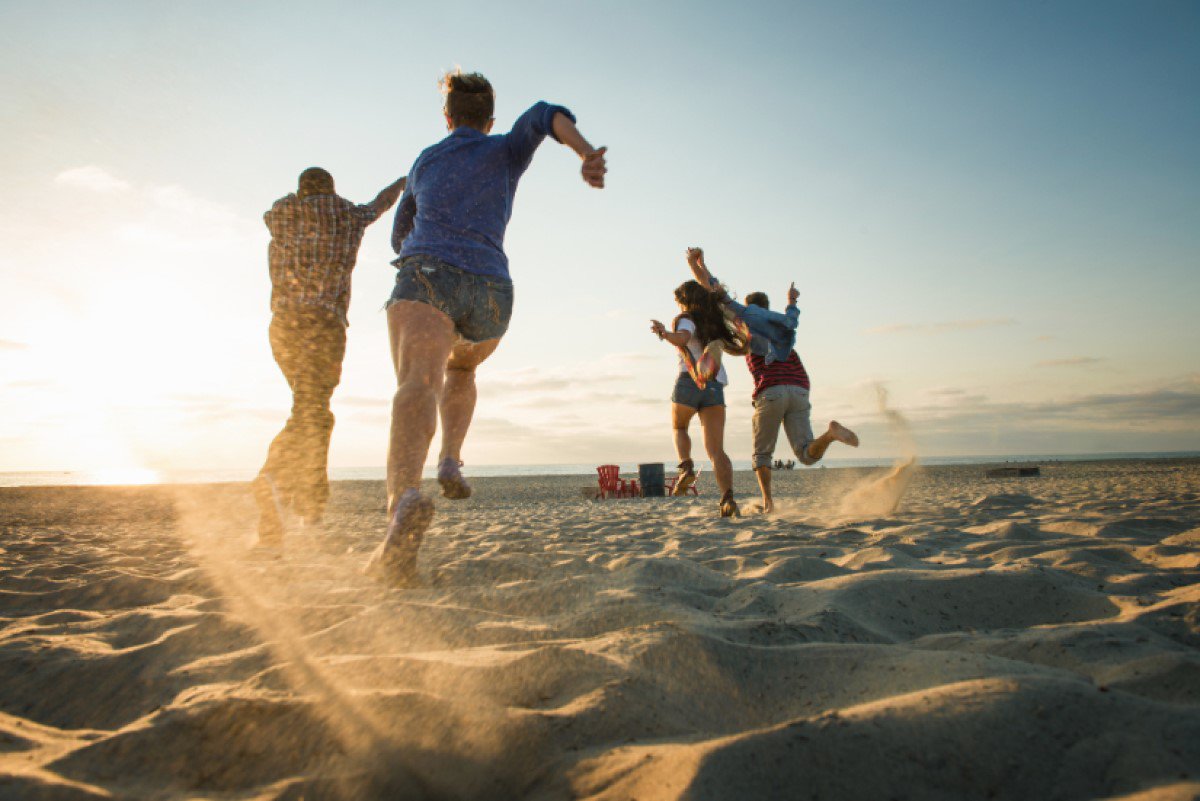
265 192 392 325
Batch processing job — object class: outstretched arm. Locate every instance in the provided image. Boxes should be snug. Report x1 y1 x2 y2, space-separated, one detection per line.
551 112 607 188
686 247 728 298
360 175 407 223
650 319 690 347
373 175 406 210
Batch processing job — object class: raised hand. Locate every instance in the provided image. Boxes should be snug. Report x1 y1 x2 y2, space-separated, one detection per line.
787 281 799 304
650 319 667 339
686 247 719 291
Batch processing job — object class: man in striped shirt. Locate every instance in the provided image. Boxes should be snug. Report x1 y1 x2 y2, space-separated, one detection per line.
254 167 405 546
745 286 859 513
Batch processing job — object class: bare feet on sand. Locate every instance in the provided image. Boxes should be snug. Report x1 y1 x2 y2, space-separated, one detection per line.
744 500 771 515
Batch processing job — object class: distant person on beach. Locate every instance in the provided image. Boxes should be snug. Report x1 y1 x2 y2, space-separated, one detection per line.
682 247 859 512
368 71 607 584
650 278 749 517
254 167 406 546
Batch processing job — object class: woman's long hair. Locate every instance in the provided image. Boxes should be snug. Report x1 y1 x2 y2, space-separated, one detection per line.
672 280 749 355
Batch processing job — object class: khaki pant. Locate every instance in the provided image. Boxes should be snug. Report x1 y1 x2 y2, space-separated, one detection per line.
258 308 346 518
751 385 816 469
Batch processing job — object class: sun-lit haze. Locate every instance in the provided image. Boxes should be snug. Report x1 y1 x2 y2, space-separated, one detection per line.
1 1 1197 476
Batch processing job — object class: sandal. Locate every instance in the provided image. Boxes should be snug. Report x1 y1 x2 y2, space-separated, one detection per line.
672 459 697 496
437 457 472 500
719 490 740 518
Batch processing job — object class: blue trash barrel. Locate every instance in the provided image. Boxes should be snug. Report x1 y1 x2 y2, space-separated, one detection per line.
639 463 665 497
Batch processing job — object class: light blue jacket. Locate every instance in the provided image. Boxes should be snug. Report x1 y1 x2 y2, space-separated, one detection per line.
726 298 799 365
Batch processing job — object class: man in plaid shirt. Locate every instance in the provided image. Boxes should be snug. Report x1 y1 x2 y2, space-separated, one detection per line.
255 167 405 546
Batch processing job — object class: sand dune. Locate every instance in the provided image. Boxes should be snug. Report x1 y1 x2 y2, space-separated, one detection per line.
1 459 1198 799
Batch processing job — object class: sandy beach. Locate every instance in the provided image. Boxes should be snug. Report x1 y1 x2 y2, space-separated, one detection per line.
1 458 1198 800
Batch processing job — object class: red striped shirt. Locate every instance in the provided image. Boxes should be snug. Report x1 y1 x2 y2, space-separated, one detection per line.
746 350 810 399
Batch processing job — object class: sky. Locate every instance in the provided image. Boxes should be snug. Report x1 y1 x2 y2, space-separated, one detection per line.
1 0 1198 477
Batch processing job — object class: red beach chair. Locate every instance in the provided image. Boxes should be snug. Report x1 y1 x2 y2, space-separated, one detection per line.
596 465 640 498
596 465 624 499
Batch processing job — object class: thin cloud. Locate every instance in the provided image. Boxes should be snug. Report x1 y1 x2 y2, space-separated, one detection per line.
906 387 1200 430
168 392 241 404
5 379 55 389
485 376 576 393
1035 357 1102 368
481 364 637 399
865 318 1016 335
54 166 131 194
0 339 29 350
336 396 390 408
502 385 669 410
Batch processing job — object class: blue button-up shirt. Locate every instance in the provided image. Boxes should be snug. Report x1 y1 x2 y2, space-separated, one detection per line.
391 101 575 281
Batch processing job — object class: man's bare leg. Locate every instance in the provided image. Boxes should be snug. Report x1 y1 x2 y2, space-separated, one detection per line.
385 300 457 513
436 338 501 498
804 420 859 463
754 465 773 513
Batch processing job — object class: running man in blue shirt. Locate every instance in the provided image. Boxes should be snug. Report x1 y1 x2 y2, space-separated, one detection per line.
368 71 606 584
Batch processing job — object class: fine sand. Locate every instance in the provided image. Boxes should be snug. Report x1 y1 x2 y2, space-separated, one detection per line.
1 459 1198 800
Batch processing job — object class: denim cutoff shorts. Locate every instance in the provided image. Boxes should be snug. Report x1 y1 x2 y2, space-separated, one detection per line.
388 254 514 342
671 372 726 410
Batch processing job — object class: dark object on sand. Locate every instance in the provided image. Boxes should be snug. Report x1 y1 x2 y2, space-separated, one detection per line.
987 466 1041 477
639 463 666 497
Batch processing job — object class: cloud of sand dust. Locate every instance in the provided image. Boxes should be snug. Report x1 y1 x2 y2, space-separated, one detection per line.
163 488 528 798
836 385 919 519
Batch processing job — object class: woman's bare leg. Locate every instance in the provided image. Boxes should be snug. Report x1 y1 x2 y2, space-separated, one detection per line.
385 300 456 514
671 403 696 464
698 404 733 495
438 338 502 465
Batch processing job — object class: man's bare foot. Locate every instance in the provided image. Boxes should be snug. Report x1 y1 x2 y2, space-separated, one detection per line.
744 499 771 515
828 421 859 448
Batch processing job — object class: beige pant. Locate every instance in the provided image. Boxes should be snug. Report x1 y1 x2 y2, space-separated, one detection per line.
751 385 816 469
259 308 346 518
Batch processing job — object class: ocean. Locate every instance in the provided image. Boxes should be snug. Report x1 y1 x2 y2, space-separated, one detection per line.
2 452 1197 488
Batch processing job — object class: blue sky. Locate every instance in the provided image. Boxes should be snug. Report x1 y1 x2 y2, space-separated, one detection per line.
1 1 1197 473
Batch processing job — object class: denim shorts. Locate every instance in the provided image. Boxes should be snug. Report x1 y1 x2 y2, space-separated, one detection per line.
671 372 726 410
388 254 514 342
